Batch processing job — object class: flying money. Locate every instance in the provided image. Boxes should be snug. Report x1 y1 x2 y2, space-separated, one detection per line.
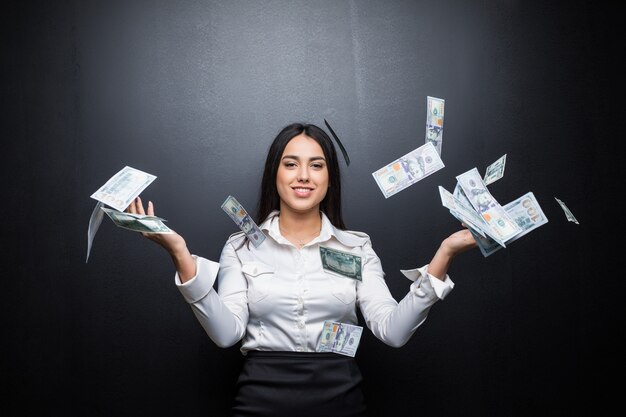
456 167 521 242
468 192 549 257
86 201 104 263
554 197 579 224
372 142 444 198
221 195 266 247
425 96 445 155
484 154 507 185
91 166 156 212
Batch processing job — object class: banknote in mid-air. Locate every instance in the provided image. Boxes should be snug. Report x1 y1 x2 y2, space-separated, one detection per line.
86 201 104 263
320 246 362 281
438 186 489 239
554 197 579 224
91 166 156 212
101 207 173 234
484 154 507 185
221 195 266 247
456 167 521 242
470 191 549 257
372 142 444 198
425 96 445 155
316 320 363 357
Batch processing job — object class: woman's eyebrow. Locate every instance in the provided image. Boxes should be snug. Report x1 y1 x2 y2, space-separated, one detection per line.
281 155 326 162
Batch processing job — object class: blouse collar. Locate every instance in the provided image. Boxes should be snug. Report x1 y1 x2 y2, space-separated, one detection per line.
260 210 368 248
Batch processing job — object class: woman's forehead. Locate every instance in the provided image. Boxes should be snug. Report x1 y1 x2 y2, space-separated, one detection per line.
283 134 324 156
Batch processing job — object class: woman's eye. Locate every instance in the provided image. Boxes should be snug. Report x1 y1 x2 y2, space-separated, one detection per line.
284 162 297 168
311 163 324 169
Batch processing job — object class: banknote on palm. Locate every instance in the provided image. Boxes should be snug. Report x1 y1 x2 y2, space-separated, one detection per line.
101 207 172 234
469 192 548 257
456 167 521 242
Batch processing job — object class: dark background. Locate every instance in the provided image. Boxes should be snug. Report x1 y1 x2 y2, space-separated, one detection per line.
2 1 623 416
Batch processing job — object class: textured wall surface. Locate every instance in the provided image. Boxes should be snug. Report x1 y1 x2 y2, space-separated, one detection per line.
2 1 621 416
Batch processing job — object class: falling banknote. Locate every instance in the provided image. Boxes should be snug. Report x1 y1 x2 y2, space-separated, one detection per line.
372 141 444 198
456 167 521 242
221 195 266 247
90 166 156 212
425 96 445 155
484 154 507 185
554 197 579 224
87 166 159 262
468 191 549 257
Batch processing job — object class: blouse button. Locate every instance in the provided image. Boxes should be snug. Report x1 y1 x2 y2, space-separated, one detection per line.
297 320 305 329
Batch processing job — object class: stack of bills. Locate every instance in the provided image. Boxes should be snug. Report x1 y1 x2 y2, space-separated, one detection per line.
87 166 170 263
439 161 548 257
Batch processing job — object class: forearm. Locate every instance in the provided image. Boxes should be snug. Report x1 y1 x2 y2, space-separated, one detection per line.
426 245 455 281
170 246 196 283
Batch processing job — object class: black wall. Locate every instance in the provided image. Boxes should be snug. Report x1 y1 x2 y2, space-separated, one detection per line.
3 1 622 416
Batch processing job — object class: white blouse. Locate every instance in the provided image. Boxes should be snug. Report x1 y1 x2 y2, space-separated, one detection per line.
175 211 454 354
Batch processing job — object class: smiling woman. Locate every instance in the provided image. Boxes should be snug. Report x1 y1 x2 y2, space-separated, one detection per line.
126 122 477 417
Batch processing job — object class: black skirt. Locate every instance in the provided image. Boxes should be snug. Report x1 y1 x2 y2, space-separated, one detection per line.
232 351 367 417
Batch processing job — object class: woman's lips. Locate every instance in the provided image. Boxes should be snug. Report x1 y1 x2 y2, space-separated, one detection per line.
293 187 313 197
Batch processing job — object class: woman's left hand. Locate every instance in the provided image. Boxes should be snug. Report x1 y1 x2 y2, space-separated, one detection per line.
440 229 477 257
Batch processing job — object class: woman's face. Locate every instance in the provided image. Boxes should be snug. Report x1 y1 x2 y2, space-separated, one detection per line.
276 133 329 215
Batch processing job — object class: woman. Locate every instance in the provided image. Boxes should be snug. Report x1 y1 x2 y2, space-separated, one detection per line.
127 122 476 417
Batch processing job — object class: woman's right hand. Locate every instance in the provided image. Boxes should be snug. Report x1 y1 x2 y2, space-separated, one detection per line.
126 196 197 282
126 196 187 256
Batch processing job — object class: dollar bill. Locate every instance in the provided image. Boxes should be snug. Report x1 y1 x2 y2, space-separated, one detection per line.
469 191 549 257
554 197 579 224
316 321 363 357
439 186 487 238
91 166 156 212
372 142 445 198
86 201 104 263
320 246 362 280
425 96 445 155
101 207 173 234
221 195 266 247
456 167 521 242
484 154 507 185
317 321 340 352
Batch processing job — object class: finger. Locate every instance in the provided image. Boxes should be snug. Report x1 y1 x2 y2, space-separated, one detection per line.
147 201 155 216
126 198 136 213
137 196 147 215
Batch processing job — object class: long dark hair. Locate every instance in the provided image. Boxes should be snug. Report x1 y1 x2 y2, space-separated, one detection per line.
255 122 346 230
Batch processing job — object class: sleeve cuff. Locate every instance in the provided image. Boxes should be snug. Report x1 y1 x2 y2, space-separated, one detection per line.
175 255 221 304
400 265 455 300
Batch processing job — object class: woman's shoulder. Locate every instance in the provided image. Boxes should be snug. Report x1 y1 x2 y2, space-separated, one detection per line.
224 231 247 248
332 228 372 248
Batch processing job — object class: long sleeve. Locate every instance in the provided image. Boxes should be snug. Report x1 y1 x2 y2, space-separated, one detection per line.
357 242 454 348
175 242 249 348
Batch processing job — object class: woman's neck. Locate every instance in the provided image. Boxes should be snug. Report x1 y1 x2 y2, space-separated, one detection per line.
278 206 322 246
